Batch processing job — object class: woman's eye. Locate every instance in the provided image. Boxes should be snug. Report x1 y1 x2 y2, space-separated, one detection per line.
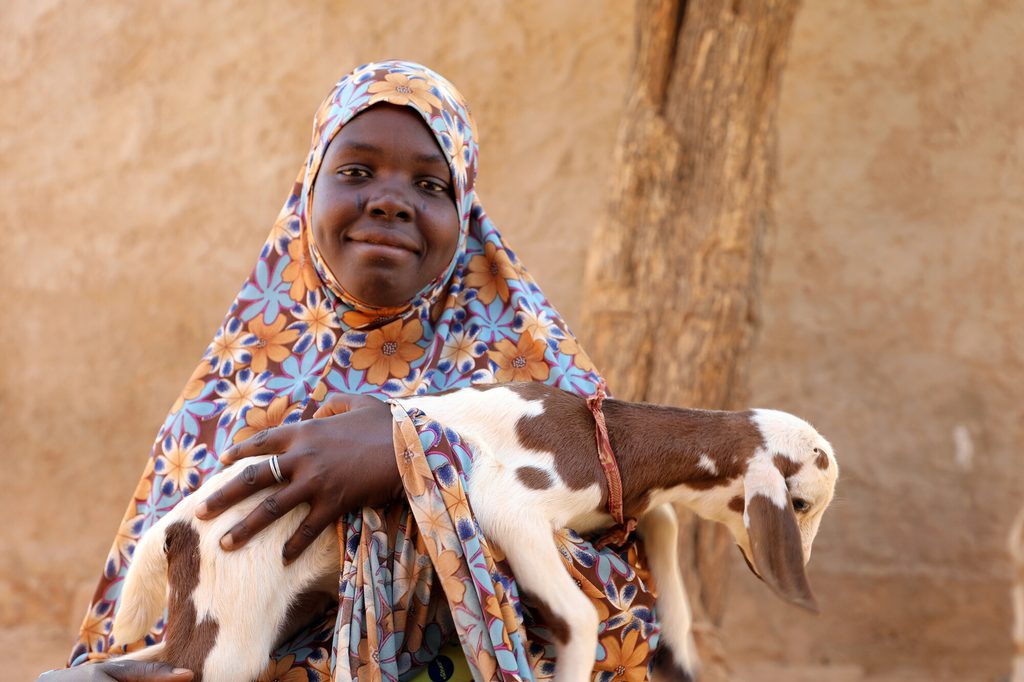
338 167 369 178
792 498 811 513
418 179 447 193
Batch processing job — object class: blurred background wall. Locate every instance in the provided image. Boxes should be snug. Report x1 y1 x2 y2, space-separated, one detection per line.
3 1 1021 679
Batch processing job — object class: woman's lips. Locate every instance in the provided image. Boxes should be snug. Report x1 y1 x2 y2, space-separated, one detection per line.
346 230 420 255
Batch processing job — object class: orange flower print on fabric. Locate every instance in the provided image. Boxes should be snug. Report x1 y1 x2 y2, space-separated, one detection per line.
439 117 471 189
294 293 340 350
439 484 472 525
433 550 466 602
368 72 442 112
267 209 300 255
76 604 112 655
394 369 434 396
257 654 307 682
107 511 145 576
233 395 297 444
305 649 332 682
558 335 595 372
209 319 255 377
132 457 155 502
247 314 300 373
464 242 517 304
483 594 514 651
282 238 320 302
515 307 556 342
397 441 430 498
488 333 550 383
171 359 212 413
565 559 611 623
350 318 425 385
440 328 484 373
155 434 207 495
474 648 498 682
596 629 651 682
341 308 392 329
215 369 272 423
310 378 328 403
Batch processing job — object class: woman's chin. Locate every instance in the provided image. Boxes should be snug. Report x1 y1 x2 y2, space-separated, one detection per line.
341 270 421 309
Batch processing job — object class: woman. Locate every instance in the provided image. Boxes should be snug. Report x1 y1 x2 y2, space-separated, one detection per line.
47 61 659 682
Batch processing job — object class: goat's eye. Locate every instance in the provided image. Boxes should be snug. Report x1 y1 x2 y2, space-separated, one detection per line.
163 536 172 554
792 498 811 513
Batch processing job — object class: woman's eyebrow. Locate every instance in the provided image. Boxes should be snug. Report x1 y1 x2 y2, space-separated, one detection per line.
336 141 381 154
335 141 446 168
415 151 447 165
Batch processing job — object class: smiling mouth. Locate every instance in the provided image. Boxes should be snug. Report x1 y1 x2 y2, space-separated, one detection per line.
347 231 420 255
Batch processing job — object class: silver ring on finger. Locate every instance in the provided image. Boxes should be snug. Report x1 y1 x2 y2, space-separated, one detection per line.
269 454 286 484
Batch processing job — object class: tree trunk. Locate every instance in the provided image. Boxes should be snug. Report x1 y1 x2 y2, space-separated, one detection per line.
580 1 801 679
1010 505 1024 682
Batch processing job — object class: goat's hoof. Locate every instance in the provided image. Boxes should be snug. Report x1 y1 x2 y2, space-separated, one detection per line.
651 645 697 682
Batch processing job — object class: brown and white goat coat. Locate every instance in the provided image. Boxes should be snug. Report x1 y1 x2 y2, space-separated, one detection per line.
111 382 838 682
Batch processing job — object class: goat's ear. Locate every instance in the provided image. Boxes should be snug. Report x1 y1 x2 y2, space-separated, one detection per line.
743 459 819 612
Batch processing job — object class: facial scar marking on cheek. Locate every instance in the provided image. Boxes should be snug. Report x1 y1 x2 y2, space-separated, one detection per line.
356 193 366 213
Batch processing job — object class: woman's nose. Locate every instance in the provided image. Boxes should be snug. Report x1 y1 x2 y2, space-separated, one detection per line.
366 182 414 222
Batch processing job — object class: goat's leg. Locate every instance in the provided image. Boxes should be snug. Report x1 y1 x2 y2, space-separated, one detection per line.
485 514 599 682
637 504 699 681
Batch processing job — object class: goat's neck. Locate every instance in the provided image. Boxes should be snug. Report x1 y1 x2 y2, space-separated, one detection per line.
600 399 762 515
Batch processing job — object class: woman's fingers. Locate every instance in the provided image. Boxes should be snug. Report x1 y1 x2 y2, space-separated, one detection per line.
220 424 294 465
220 478 309 551
282 505 338 564
100 660 195 681
312 392 380 419
195 457 282 520
312 394 356 419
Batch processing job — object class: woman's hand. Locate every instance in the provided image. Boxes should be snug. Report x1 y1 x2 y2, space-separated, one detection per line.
194 393 401 563
38 661 193 681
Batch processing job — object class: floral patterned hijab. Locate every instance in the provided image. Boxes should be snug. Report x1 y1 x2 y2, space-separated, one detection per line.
72 61 660 681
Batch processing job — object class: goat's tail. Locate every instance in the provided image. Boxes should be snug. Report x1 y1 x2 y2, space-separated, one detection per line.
110 516 171 648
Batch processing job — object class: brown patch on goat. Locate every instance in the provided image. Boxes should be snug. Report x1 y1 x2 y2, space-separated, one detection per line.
729 496 745 514
815 449 830 470
525 594 570 644
773 454 803 479
162 521 219 681
510 382 764 512
605 403 762 502
516 466 553 490
279 589 337 646
624 491 652 523
512 382 604 492
651 644 696 682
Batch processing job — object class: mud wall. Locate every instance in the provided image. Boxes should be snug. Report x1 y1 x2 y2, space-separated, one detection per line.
3 1 1021 678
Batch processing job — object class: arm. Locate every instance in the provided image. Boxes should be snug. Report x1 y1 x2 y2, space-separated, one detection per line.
194 393 401 561
39 661 193 682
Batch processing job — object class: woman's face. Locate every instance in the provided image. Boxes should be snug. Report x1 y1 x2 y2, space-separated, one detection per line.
311 104 460 308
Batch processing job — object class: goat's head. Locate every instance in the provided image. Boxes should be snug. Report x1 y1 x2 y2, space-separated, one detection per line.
720 409 838 612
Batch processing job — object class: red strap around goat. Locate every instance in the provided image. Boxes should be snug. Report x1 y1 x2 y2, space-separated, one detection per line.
587 379 637 548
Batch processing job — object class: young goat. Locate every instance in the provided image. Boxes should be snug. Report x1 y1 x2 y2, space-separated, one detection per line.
111 382 838 682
